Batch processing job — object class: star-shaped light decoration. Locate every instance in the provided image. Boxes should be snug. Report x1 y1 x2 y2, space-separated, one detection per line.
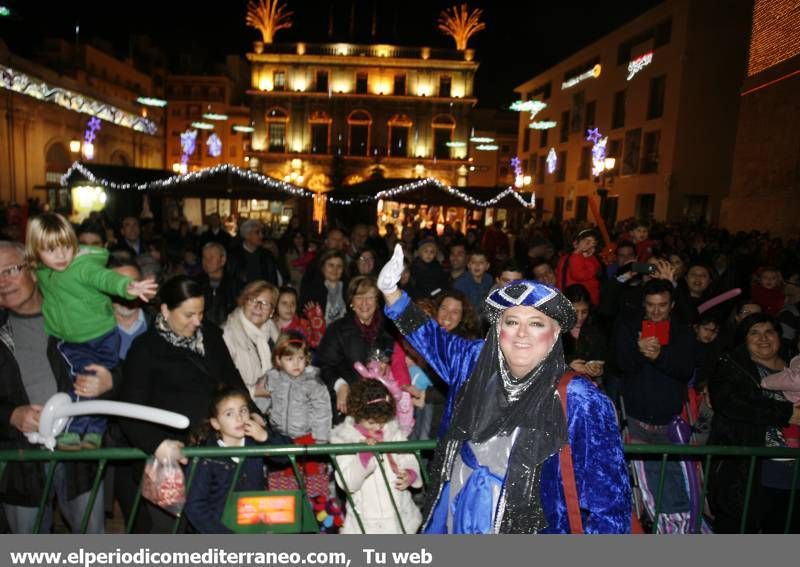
88 117 102 131
586 127 602 144
546 147 558 174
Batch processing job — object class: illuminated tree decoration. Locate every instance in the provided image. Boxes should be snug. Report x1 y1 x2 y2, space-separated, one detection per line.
180 129 198 165
586 127 602 144
438 4 486 50
546 148 558 174
246 0 293 44
207 133 223 157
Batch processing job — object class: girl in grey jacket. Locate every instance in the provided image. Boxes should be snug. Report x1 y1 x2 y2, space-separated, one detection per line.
264 334 332 443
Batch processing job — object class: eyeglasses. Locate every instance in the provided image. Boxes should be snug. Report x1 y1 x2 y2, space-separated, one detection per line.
352 294 378 304
247 298 273 310
358 256 374 263
0 264 25 279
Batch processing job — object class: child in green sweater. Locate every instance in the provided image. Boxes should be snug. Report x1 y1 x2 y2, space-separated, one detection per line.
25 213 158 450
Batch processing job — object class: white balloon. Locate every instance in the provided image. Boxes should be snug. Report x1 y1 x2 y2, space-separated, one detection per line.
26 393 190 451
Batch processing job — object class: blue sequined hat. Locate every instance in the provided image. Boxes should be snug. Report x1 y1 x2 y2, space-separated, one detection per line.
484 280 577 332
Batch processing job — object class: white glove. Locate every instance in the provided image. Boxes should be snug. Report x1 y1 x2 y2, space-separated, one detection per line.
378 244 405 295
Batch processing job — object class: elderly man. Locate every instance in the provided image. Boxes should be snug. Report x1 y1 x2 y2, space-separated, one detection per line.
227 219 280 286
0 241 118 533
196 241 239 327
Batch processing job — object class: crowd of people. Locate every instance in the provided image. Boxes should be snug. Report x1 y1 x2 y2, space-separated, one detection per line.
1 207 800 534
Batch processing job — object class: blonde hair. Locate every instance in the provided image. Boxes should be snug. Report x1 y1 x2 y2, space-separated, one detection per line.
272 332 311 367
236 280 279 308
25 213 79 266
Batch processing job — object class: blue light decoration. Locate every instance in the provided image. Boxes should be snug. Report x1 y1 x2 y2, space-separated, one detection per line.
207 133 223 157
546 148 558 174
180 129 198 166
587 129 608 178
84 116 101 144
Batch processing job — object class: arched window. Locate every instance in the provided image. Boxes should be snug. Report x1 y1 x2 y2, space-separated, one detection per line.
347 110 372 157
266 107 289 153
388 114 412 158
309 111 332 155
432 114 456 159
109 150 131 166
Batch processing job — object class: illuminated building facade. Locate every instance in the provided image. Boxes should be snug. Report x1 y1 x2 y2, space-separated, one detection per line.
513 0 751 226
246 41 478 196
721 0 800 236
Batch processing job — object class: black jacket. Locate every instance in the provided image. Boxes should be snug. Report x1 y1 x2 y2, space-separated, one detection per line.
316 312 395 391
615 313 696 425
119 322 249 455
562 320 607 365
195 272 240 328
0 310 122 506
226 245 280 287
707 346 794 524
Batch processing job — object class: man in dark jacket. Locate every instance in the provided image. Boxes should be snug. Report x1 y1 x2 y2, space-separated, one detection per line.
226 219 280 287
0 241 117 533
196 242 239 327
615 278 697 531
615 278 696 429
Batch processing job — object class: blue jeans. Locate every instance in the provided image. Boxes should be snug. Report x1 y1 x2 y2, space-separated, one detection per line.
2 463 105 533
57 328 121 436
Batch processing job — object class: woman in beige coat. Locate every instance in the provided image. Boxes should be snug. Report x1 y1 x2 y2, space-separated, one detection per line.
222 280 279 412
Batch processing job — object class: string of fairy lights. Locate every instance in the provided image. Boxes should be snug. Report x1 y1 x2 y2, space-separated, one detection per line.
60 162 312 197
62 163 534 209
326 177 535 209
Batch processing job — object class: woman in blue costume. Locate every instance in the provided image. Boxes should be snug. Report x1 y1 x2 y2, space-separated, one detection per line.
377 245 631 534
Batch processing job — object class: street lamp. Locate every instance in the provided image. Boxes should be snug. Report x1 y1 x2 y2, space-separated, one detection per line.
596 157 616 223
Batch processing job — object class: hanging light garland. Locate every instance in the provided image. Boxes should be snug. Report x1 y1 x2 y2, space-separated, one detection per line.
327 177 534 209
60 162 312 197
0 64 157 134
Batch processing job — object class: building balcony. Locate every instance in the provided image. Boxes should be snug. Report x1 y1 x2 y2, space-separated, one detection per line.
249 42 475 63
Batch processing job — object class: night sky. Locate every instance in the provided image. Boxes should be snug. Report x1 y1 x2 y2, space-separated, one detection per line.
2 0 663 108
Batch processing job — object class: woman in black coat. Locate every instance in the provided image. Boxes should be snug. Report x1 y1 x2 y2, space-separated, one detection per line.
708 313 800 533
562 284 608 383
316 276 395 422
119 276 254 532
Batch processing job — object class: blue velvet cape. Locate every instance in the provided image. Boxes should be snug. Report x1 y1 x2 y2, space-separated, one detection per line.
386 292 631 533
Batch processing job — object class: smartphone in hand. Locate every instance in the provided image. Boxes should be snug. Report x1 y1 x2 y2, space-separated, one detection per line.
641 320 670 345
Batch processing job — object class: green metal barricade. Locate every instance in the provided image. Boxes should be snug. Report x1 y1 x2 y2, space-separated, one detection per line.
1 442 798 534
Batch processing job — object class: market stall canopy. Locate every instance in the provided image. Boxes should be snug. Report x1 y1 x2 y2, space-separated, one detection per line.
61 162 312 201
326 177 535 209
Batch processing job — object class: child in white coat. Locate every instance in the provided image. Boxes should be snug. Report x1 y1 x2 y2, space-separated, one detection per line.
330 379 422 534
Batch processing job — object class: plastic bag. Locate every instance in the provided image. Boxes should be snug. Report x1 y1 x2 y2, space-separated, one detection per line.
141 456 186 516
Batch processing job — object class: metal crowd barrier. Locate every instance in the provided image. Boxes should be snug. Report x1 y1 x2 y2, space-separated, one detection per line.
1 442 798 534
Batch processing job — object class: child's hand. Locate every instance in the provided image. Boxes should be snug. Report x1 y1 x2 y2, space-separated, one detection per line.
254 378 270 398
394 469 412 491
244 417 268 443
127 277 158 302
364 437 378 446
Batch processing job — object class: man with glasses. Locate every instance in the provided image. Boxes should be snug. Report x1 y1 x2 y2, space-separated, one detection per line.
0 241 118 533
